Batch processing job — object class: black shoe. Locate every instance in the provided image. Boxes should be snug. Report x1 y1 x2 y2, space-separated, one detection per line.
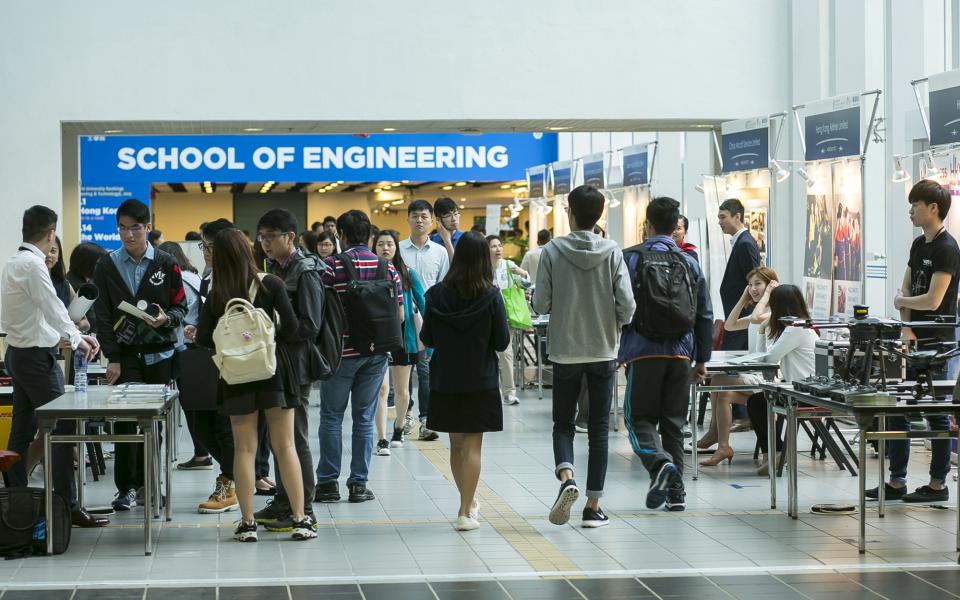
177 456 213 470
254 499 290 524
666 483 686 512
314 481 341 503
548 479 580 525
864 483 906 501
112 488 137 511
581 506 609 528
376 439 391 456
647 462 680 509
348 484 375 503
902 485 949 503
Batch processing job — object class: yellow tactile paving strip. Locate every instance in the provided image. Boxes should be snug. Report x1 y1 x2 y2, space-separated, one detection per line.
410 439 581 573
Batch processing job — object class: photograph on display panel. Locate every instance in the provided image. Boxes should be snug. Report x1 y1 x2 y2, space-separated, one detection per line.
831 161 863 316
802 163 834 318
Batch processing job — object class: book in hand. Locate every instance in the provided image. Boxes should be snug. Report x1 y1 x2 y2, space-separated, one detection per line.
118 301 159 324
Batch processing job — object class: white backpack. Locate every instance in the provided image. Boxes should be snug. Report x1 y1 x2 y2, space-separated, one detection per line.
211 275 277 385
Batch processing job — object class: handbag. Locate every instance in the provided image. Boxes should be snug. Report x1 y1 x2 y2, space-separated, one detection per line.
501 264 532 330
0 487 71 557
211 275 278 385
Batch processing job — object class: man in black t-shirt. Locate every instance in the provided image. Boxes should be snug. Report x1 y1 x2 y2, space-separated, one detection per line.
870 180 959 504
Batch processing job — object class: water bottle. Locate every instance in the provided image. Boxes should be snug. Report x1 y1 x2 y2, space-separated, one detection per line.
73 351 88 393
33 517 46 541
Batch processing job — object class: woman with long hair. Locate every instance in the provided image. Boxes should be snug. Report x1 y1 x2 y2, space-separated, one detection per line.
196 229 316 542
373 229 426 455
66 242 108 332
316 231 338 259
486 235 531 406
299 230 319 256
421 231 510 531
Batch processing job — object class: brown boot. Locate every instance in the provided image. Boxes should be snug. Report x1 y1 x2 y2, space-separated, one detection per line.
198 475 239 514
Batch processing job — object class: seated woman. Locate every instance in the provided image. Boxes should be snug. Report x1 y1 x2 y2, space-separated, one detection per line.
698 267 778 465
701 284 818 469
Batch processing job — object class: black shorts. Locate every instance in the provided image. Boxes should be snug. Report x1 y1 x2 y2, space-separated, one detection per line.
389 351 419 366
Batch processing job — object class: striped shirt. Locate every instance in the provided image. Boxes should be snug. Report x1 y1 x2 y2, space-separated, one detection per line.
321 245 403 358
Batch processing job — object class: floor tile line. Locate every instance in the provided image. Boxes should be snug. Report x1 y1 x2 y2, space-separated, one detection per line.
905 570 960 598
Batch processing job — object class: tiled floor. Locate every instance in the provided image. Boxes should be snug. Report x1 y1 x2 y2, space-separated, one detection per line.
1 385 958 594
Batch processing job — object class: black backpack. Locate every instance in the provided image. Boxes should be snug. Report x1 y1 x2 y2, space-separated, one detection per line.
337 254 403 356
626 244 697 341
316 282 346 375
0 487 71 558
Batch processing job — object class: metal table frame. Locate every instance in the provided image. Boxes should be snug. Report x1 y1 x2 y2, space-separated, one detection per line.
762 382 960 559
36 386 178 556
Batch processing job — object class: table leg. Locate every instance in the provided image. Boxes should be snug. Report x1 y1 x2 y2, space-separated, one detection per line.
788 400 798 519
690 383 699 481
858 425 867 554
877 415 885 519
537 332 543 400
143 425 153 556
165 412 173 522
767 393 776 509
76 418 85 509
43 424 54 556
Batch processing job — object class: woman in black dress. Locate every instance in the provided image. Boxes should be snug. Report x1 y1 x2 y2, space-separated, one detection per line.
421 231 510 531
196 228 316 543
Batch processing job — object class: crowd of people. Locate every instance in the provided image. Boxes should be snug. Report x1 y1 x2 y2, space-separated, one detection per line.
1 178 956 545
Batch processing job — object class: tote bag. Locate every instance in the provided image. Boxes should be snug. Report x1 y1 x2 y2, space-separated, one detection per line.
501 265 532 330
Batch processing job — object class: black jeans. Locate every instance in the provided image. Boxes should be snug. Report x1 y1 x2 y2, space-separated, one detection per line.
624 358 691 477
552 360 616 499
184 409 234 479
5 346 78 510
113 354 173 493
256 413 271 479
272 384 316 511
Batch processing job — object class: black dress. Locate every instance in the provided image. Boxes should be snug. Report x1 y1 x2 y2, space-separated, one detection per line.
196 274 301 416
420 285 510 433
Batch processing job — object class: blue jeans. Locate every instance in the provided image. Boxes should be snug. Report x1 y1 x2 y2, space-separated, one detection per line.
316 355 388 486
390 352 430 420
885 414 953 486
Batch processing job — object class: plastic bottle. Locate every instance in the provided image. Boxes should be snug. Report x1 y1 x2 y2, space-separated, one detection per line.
73 351 88 393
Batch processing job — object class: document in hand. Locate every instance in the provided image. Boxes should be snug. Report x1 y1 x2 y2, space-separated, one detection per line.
118 301 158 324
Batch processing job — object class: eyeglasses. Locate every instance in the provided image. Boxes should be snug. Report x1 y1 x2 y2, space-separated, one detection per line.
256 232 289 244
441 211 461 220
197 241 214 251
117 224 145 235
410 214 432 222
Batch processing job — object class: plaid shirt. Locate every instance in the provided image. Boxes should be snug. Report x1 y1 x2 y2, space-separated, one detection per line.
322 245 403 358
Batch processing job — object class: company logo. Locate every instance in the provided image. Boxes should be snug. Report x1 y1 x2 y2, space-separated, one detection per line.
149 271 165 286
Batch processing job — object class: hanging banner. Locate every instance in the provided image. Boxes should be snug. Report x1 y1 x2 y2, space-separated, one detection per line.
550 161 572 196
79 183 152 250
832 161 864 316
803 94 862 161
928 68 960 147
621 144 650 186
526 165 546 199
801 162 836 318
720 117 770 173
582 153 605 188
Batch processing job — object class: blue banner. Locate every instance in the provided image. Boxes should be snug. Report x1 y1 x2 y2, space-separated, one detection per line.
551 162 572 196
622 149 649 186
721 127 768 173
80 133 558 184
80 183 152 251
804 107 860 161
528 169 545 198
929 83 960 147
582 154 605 188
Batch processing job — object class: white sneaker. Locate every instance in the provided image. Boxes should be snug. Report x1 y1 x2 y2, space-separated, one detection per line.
468 499 480 520
575 424 588 434
455 515 480 531
503 394 520 405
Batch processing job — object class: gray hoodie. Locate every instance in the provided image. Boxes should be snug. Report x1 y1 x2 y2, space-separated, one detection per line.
532 230 636 363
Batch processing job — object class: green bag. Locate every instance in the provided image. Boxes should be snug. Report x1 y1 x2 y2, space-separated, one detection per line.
501 266 532 330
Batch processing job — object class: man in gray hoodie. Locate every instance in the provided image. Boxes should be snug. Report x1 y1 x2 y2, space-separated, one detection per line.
533 185 636 528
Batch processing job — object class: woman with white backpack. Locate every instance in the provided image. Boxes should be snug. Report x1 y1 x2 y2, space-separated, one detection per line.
196 228 316 542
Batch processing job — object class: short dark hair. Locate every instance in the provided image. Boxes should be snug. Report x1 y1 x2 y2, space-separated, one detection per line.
22 205 58 243
116 198 150 224
68 242 108 281
909 179 951 220
434 197 458 218
718 198 745 221
647 197 681 235
536 229 551 245
679 215 689 232
323 215 337 226
148 230 163 246
200 218 235 241
310 221 322 232
568 185 605 229
185 231 202 241
257 208 299 234
408 199 433 215
337 210 371 246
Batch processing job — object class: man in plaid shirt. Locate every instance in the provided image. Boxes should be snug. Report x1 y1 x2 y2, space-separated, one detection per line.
314 210 403 504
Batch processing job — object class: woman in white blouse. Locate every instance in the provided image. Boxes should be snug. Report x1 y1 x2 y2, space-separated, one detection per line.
700 283 817 466
487 235 530 405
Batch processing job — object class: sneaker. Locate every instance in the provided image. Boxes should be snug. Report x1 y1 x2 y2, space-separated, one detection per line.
548 479 580 525
390 428 405 448
574 424 588 434
418 417 439 441
198 475 239 514
314 481 340 503
177 456 213 470
402 414 415 435
376 439 391 456
348 483 375 503
468 499 480 520
902 485 949 503
264 509 316 532
864 483 907 501
455 515 480 531
112 488 137 511
581 506 609 528
665 483 686 512
502 394 520 406
254 498 290 523
233 520 258 543
291 516 318 540
647 462 680 509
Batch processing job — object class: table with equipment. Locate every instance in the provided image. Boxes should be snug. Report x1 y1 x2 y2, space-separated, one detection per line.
35 384 178 556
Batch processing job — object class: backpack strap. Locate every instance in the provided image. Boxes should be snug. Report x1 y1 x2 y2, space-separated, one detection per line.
338 253 359 282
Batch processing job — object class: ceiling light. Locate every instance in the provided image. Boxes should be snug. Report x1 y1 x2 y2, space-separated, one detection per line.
391 199 404 206
442 185 453 191
383 127 397 132
383 185 392 190
547 126 571 131
500 184 511 189
770 159 790 183
318 189 326 193
401 180 409 184
922 156 940 179
243 127 263 132
374 188 382 193
103 129 124 134
455 182 467 187
796 167 816 188
891 155 911 183
336 180 344 184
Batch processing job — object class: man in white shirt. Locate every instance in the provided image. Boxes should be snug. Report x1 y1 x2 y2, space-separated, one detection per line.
521 229 551 287
399 200 450 441
1 205 105 527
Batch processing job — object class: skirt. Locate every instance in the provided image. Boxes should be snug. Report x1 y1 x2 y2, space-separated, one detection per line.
217 373 301 416
389 351 419 366
427 388 503 433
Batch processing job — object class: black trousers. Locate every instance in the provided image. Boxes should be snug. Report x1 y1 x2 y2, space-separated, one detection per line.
4 346 78 510
747 393 783 454
624 358 691 477
113 354 173 493
183 409 234 479
256 413 271 479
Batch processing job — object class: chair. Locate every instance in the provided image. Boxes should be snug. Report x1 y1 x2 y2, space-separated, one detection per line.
0 450 21 487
